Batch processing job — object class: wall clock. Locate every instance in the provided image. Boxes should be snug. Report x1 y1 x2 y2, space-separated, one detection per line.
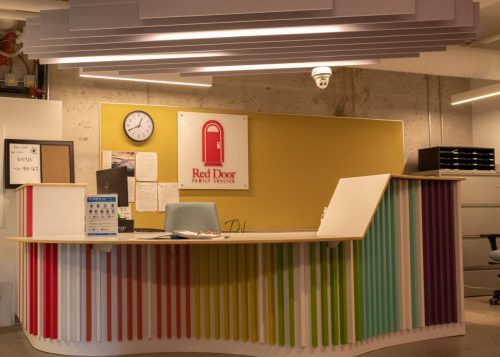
123 110 154 142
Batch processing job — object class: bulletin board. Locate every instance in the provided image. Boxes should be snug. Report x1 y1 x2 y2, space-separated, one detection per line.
4 139 74 189
100 103 404 231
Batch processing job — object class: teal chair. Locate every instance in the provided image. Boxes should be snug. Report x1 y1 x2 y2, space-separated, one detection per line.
164 202 221 232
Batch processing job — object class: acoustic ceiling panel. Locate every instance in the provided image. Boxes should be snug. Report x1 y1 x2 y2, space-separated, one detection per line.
23 0 479 82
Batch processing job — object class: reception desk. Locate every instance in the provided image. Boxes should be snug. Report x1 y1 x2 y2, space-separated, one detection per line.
8 174 464 356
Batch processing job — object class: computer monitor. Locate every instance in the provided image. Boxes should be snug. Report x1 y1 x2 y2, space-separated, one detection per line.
96 166 128 207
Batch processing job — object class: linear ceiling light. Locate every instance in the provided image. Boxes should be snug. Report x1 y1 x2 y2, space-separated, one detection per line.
451 82 500 105
42 52 227 65
148 24 354 42
79 73 212 87
182 59 379 74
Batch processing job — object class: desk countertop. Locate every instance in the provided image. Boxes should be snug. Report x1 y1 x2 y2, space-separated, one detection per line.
7 231 355 245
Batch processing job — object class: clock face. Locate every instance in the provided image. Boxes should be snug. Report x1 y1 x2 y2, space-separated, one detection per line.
123 111 154 142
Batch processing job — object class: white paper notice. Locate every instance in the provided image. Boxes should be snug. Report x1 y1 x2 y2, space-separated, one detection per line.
118 205 132 220
102 150 112 169
9 143 41 185
135 182 158 212
127 176 135 203
135 152 158 181
158 182 179 212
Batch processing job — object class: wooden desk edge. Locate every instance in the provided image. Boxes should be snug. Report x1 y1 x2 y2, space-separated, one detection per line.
7 234 362 245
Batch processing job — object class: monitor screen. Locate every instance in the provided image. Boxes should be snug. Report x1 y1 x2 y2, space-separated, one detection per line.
96 166 128 207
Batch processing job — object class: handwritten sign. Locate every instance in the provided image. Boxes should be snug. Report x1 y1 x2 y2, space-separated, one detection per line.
9 143 41 185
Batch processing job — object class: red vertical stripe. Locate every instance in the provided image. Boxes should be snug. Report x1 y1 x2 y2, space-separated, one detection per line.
156 247 162 339
137 245 143 340
175 246 181 338
127 246 133 340
117 245 123 341
29 244 34 334
26 186 33 237
185 246 191 338
166 247 172 338
43 244 50 337
33 244 38 336
107 251 112 341
86 245 92 341
51 244 58 339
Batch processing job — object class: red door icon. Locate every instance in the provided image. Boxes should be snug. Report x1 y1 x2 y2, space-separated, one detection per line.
202 120 224 166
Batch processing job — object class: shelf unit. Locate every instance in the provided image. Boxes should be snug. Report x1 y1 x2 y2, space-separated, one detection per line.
418 146 495 172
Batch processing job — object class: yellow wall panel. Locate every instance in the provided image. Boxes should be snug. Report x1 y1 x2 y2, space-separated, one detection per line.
100 103 404 231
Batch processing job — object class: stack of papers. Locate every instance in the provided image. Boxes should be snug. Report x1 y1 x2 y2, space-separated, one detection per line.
173 230 221 239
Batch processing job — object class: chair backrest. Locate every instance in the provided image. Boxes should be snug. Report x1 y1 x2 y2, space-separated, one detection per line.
164 202 221 232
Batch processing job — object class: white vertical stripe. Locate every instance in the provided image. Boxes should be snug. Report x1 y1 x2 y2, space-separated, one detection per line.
66 244 71 341
57 244 62 340
257 244 265 344
76 245 81 341
102 252 107 341
95 249 101 342
26 244 30 333
147 245 152 339
299 243 307 347
344 241 356 343
111 247 118 341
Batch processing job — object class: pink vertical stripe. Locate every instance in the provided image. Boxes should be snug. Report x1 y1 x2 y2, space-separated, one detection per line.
185 246 191 338
86 245 92 341
26 186 33 237
127 246 132 340
137 245 143 340
107 252 112 341
156 247 162 339
175 246 181 338
117 246 123 341
166 247 172 338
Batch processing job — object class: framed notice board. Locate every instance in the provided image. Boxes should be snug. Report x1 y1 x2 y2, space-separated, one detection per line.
4 139 75 189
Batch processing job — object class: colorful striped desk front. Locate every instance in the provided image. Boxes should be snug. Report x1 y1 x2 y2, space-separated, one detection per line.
11 177 464 356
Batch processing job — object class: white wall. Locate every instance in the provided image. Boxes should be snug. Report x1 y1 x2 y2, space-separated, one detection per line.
0 97 62 326
471 79 500 166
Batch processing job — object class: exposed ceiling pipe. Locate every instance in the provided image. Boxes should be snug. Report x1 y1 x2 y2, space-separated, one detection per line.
361 46 500 80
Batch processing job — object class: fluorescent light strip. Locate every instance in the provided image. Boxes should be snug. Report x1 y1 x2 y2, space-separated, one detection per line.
192 59 378 73
43 51 227 64
79 73 212 87
149 24 356 41
451 91 500 105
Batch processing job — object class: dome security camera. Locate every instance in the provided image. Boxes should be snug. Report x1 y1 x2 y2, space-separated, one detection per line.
311 66 332 89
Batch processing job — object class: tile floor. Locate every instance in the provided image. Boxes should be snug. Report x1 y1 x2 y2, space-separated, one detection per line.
0 297 498 357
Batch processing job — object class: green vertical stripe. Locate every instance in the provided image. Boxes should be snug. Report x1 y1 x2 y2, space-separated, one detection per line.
330 246 339 345
210 246 220 339
389 181 398 332
193 246 201 339
362 225 370 339
338 243 348 345
220 245 230 340
229 245 239 340
287 244 295 347
375 205 382 337
382 189 390 335
353 240 363 341
248 245 258 342
368 218 375 339
320 242 328 346
309 243 318 347
277 244 285 346
409 181 420 328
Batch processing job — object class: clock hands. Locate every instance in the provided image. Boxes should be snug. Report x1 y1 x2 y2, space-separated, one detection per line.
128 118 144 131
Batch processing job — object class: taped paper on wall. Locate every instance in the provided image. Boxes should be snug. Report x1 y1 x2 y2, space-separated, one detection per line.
135 182 158 212
127 176 135 203
136 152 157 181
158 182 179 212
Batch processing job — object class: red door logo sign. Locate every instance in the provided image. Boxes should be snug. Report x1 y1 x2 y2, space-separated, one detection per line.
202 120 224 166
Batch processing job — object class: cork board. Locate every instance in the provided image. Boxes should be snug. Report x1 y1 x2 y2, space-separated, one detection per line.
41 145 71 183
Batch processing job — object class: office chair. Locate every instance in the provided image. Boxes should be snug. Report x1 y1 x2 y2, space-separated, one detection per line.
164 202 221 232
480 234 500 305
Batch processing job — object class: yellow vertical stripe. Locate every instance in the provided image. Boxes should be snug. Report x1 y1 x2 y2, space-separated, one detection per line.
220 245 230 340
211 246 220 339
238 245 248 341
265 244 276 344
248 244 258 342
229 245 239 340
